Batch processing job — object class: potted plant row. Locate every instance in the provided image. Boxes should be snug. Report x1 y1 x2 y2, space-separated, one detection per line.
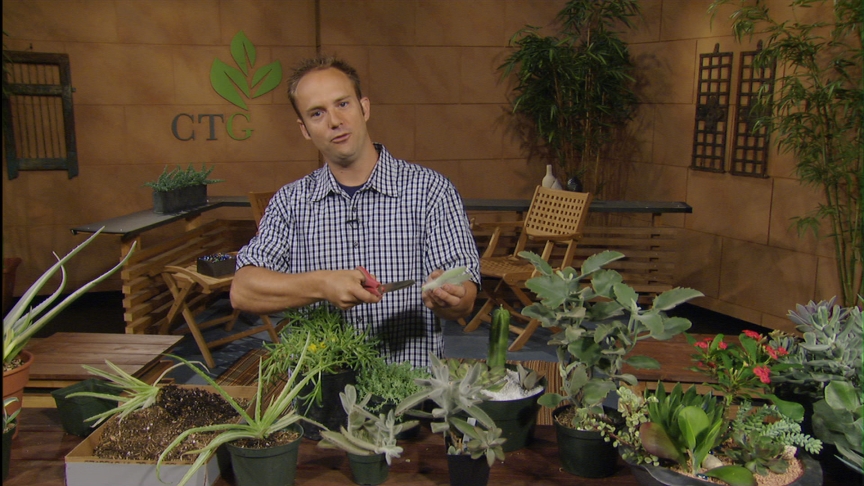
518 249 703 478
144 163 223 214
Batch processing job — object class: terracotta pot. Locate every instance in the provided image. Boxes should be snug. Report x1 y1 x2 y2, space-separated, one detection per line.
3 350 34 439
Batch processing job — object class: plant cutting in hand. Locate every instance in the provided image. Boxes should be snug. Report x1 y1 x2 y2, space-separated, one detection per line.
421 266 471 292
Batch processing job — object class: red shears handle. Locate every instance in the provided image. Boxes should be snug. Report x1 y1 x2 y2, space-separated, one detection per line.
356 266 382 297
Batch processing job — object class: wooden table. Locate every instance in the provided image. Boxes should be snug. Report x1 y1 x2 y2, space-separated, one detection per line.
23 332 183 408
5 407 857 486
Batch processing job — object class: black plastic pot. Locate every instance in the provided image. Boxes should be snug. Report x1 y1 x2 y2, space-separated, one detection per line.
347 452 389 485
152 185 207 214
479 375 545 452
51 378 121 437
446 453 490 486
225 424 304 486
296 368 356 440
553 405 618 478
623 452 823 486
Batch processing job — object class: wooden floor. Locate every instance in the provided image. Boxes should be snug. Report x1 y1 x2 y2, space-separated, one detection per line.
6 406 859 486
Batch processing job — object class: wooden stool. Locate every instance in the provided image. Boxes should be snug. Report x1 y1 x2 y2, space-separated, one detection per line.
160 264 281 368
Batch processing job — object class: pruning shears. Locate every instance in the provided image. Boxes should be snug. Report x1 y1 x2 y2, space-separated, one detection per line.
356 266 415 297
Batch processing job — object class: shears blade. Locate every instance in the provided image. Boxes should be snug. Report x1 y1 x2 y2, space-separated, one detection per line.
380 279 415 293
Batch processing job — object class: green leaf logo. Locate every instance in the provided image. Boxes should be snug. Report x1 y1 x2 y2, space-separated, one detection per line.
211 31 282 110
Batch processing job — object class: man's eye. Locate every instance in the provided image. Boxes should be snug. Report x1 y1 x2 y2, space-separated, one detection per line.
338 101 349 108
310 110 322 118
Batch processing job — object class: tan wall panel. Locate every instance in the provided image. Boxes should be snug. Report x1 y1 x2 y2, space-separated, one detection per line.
74 105 129 165
630 40 697 104
460 47 510 104
368 47 462 105
677 229 722 298
3 0 118 43
719 239 817 318
415 104 505 161
117 0 221 45
219 0 317 46
320 0 416 46
651 103 695 167
417 0 505 47
686 171 772 244
768 177 834 257
367 104 417 160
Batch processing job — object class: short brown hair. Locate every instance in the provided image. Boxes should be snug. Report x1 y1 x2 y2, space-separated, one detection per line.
287 56 363 118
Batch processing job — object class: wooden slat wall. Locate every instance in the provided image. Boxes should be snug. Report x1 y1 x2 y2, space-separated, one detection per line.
120 219 256 334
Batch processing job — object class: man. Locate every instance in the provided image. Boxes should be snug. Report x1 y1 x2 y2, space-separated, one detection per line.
230 56 480 367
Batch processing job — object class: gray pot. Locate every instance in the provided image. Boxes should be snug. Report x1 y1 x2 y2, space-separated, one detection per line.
623 452 822 486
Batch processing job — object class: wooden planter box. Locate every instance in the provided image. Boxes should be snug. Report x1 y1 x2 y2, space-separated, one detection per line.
65 385 255 486
153 185 207 214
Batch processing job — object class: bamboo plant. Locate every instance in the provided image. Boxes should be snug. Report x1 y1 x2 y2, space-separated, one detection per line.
499 0 640 196
710 0 863 306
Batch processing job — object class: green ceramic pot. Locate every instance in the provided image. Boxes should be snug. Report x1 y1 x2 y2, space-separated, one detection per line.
51 378 121 437
347 452 389 485
225 424 304 486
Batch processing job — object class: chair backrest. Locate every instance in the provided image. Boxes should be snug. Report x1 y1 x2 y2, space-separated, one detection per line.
248 191 276 227
514 186 593 268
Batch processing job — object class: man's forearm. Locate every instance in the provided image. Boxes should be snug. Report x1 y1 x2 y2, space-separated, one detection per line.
229 266 325 314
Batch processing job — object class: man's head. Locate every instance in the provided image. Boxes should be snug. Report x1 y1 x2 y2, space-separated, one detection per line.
287 56 363 119
288 56 374 169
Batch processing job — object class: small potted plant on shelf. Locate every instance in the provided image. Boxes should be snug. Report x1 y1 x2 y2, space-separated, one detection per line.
144 163 224 214
518 249 703 478
2 397 19 480
396 354 506 486
3 228 135 436
318 384 419 485
262 305 381 440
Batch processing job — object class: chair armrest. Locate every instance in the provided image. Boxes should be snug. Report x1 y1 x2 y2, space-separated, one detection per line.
528 232 582 242
473 220 525 230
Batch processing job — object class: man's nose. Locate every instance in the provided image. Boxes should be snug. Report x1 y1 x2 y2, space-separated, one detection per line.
328 111 343 128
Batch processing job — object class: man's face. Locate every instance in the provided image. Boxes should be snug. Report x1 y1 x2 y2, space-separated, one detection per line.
294 68 371 167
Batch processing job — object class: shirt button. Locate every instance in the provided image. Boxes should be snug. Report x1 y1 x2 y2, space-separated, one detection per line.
353 241 359 248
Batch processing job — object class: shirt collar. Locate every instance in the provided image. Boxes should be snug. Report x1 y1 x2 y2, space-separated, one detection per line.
309 144 401 201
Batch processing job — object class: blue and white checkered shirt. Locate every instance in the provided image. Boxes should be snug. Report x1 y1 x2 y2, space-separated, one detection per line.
237 144 481 368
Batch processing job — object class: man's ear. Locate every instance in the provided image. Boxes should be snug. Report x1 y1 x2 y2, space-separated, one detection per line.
360 97 371 121
297 119 311 140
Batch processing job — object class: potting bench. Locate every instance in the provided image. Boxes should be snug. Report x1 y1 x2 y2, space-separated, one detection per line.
22 332 182 408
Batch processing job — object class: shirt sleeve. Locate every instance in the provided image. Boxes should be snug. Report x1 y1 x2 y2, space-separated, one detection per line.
423 179 481 285
236 188 293 272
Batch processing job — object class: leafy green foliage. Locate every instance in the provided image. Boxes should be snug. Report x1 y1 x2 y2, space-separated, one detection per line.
725 402 822 476
395 354 506 465
211 30 283 110
812 380 863 473
771 298 863 401
3 397 20 433
520 250 702 428
262 305 381 406
318 385 419 465
498 0 640 195
356 359 428 412
143 164 224 192
710 0 863 306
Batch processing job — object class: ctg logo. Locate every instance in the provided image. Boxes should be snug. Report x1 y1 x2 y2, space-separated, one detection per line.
172 31 282 141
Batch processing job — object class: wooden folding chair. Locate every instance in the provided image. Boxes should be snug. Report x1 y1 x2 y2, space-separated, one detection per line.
160 261 283 368
463 186 592 351
248 190 276 227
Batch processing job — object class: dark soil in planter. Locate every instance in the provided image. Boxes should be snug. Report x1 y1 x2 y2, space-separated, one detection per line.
230 428 301 449
93 385 244 461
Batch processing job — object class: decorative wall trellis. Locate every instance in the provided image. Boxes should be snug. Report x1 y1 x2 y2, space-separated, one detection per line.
730 40 775 177
691 44 733 173
1 51 78 179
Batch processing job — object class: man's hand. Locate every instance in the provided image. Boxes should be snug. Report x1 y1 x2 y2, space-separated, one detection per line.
323 268 383 310
421 269 477 320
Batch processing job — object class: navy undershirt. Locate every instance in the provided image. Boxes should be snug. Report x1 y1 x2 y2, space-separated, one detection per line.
339 182 363 197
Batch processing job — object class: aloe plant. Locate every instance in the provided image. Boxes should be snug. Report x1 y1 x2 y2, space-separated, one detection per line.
3 228 136 365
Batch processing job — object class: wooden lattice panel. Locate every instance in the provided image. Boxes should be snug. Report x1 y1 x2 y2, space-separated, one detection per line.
731 41 775 177
691 44 733 173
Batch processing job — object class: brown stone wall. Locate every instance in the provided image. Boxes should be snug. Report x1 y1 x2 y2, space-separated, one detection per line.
1 0 840 330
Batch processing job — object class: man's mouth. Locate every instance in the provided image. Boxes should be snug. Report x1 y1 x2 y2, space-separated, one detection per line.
331 133 350 143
